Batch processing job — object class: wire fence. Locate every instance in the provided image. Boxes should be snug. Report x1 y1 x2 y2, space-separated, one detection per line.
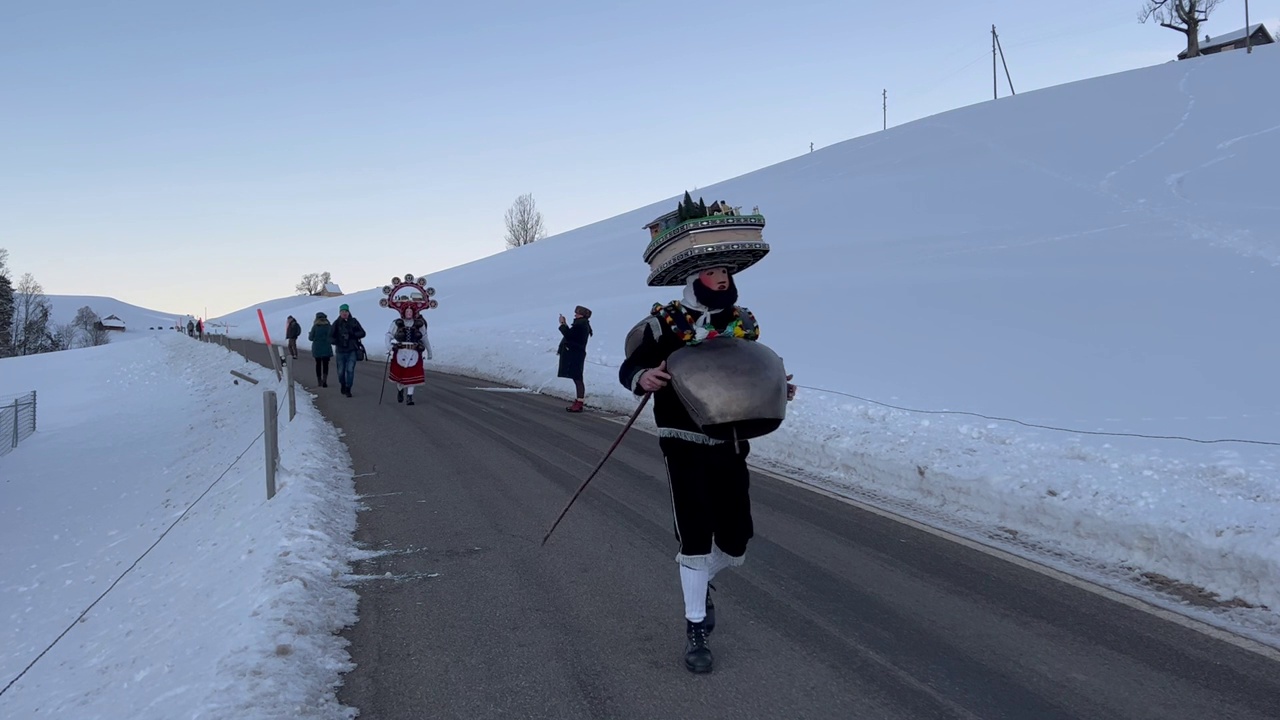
581 356 1277 448
0 390 37 457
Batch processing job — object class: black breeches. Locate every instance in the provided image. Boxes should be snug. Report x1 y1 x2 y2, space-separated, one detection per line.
660 437 753 559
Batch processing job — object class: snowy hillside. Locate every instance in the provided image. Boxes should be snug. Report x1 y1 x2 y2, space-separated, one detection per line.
42 294 185 339
215 48 1280 638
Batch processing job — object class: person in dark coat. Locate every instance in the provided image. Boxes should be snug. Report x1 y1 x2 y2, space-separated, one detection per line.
557 305 593 412
285 316 302 359
308 312 334 387
329 303 367 397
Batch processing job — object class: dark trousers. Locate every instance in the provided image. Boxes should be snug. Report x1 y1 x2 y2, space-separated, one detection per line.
660 436 753 564
288 338 298 358
314 357 331 383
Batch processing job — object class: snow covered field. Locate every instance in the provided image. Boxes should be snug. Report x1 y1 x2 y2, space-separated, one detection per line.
215 48 1280 642
0 334 360 718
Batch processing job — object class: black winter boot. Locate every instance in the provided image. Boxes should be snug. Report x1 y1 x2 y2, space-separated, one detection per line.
397 388 404 403
406 395 415 406
684 620 713 673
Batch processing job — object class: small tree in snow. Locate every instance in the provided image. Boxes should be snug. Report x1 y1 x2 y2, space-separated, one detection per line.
73 305 110 347
296 271 333 296
11 272 52 356
504 193 547 248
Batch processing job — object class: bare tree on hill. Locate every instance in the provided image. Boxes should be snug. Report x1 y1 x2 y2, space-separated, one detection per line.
504 193 547 249
296 271 333 296
73 305 111 347
11 273 52 356
48 322 77 352
1139 0 1223 59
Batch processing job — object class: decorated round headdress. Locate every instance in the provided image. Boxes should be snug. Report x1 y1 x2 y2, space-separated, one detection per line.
641 194 768 287
379 273 438 320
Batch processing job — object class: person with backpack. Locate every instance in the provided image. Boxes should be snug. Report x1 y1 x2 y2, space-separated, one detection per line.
309 312 333 387
285 316 302 359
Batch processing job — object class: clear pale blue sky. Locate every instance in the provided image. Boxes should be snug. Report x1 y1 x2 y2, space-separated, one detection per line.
3 0 1275 317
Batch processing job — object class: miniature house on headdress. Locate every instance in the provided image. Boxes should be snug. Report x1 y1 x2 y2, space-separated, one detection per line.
641 194 769 287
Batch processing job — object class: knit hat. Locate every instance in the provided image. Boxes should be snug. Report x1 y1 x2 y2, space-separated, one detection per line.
339 303 350 312
574 305 592 319
315 311 327 319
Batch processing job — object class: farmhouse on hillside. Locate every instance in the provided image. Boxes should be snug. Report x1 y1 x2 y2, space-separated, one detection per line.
98 315 126 332
1179 24 1275 60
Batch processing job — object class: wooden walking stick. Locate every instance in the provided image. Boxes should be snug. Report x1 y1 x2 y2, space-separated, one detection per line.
378 350 392 405
542 393 651 546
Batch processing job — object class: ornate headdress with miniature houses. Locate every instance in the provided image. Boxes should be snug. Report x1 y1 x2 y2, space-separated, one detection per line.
641 192 769 287
379 273 438 320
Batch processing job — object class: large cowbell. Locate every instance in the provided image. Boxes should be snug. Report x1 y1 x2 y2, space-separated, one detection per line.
666 337 788 441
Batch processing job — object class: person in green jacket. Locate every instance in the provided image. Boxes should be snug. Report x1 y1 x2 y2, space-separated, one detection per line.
308 312 334 387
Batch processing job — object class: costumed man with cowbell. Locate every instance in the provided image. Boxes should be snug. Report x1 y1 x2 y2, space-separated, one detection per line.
618 194 796 674
379 273 438 406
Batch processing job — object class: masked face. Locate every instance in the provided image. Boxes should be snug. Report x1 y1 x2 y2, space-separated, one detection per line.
698 267 731 291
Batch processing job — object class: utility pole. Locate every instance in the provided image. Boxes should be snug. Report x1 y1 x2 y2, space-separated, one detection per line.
883 88 887 130
996 29 1015 95
1246 0 1252 53
993 25 998 100
991 25 1015 97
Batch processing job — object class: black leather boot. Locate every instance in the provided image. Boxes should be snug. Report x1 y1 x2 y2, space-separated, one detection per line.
684 620 713 673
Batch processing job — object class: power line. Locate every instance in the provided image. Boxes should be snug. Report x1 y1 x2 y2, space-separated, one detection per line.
792 384 1280 448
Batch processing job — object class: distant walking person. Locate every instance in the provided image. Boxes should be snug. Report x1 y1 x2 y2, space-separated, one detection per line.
557 305 593 412
186 319 195 337
285 315 302 359
309 312 333 387
330 303 367 397
197 318 204 340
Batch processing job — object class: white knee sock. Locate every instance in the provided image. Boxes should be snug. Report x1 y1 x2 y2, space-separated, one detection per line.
707 544 738 581
679 564 709 622
406 386 414 396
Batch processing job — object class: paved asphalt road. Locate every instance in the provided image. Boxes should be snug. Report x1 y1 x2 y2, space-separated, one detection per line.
225 339 1279 720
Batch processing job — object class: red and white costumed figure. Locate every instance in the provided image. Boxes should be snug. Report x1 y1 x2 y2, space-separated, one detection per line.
379 274 438 406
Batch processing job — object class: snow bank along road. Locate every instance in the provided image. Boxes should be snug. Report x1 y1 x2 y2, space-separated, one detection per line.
228 340 1279 720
